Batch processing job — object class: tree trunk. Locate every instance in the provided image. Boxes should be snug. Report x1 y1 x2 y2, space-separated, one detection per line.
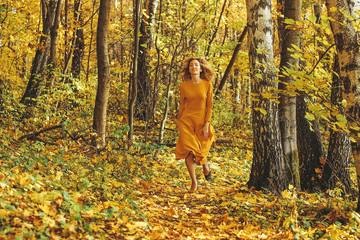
85 0 97 82
322 54 353 194
93 0 111 147
20 0 61 106
325 0 360 211
47 0 63 89
159 61 173 144
128 0 142 142
278 0 301 189
297 92 325 192
135 0 159 120
296 0 326 193
71 0 84 80
246 0 288 194
64 0 69 72
0 78 3 113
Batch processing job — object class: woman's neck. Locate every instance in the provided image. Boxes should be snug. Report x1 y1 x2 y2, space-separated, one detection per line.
190 75 202 84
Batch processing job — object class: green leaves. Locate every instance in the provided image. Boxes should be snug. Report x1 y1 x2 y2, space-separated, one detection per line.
284 18 295 25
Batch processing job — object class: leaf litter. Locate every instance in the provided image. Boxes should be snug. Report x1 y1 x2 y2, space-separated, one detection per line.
0 129 359 239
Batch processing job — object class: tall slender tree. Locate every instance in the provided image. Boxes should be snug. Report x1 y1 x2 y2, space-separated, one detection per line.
21 0 63 106
0 78 3 113
93 0 111 147
215 25 248 96
205 0 227 56
128 0 142 142
278 0 302 189
136 0 159 120
47 0 62 89
71 0 84 80
246 0 288 193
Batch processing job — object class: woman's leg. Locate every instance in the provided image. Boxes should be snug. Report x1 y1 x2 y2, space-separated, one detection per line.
185 153 197 191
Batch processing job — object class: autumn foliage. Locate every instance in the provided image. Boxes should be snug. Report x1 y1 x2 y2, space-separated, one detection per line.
1 0 360 239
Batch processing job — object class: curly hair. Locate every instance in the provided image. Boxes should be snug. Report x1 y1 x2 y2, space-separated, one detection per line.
180 57 215 82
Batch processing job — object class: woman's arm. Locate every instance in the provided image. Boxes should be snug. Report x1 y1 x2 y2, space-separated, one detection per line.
203 82 213 140
176 84 185 129
204 82 213 122
203 121 210 140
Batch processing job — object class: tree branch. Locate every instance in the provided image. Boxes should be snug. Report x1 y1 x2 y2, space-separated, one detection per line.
215 25 248 96
308 43 335 75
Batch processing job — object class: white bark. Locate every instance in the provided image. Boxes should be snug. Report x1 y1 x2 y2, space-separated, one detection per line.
246 0 287 193
326 0 360 210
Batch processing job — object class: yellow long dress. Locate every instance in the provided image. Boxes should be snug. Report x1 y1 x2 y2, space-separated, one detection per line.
175 80 216 166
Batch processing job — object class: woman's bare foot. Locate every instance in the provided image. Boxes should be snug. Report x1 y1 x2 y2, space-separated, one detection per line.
189 182 198 192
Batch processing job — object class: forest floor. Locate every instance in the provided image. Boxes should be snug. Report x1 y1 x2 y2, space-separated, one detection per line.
0 123 360 239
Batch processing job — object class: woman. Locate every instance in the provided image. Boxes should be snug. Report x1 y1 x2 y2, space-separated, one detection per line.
175 57 216 192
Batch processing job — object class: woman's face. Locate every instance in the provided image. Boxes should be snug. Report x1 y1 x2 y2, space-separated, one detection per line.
189 60 202 76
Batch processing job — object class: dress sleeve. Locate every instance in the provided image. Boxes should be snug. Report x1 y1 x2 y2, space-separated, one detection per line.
178 84 185 121
205 82 213 122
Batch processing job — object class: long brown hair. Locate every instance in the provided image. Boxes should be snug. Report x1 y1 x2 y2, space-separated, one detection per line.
180 57 215 82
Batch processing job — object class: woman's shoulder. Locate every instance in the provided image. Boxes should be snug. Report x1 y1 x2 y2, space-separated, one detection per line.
180 80 191 87
203 80 213 87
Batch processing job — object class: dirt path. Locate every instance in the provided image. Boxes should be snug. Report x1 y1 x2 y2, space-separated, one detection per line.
125 164 293 239
116 150 357 239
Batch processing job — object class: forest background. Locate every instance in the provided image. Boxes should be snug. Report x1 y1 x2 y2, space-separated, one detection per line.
1 0 360 239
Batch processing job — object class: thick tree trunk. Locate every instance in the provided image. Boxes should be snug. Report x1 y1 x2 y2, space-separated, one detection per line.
20 0 61 106
246 0 288 194
278 0 301 189
297 92 325 191
296 0 326 193
322 55 353 194
136 0 159 120
325 0 360 211
93 0 111 147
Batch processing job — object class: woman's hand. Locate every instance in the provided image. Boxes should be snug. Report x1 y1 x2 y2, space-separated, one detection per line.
203 122 210 140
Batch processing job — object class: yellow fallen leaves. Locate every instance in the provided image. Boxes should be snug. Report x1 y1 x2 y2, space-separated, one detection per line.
1 133 360 240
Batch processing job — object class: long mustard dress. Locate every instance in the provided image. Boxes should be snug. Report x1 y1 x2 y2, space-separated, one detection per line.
175 80 216 166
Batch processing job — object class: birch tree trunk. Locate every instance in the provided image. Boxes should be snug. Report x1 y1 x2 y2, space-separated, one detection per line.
246 0 288 193
278 0 301 189
325 0 360 211
136 0 159 120
93 0 111 147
